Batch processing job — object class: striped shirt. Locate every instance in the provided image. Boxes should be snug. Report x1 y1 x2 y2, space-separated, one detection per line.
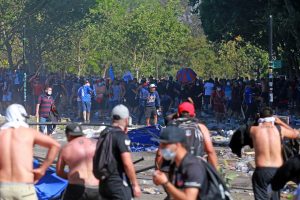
38 94 54 118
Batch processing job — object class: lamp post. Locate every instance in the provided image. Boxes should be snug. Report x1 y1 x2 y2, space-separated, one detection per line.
23 24 27 104
268 15 273 107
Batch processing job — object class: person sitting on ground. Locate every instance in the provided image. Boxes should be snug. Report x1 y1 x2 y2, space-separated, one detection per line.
56 123 99 200
0 104 60 200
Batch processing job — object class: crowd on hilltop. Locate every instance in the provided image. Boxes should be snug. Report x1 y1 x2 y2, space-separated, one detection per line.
1 67 300 124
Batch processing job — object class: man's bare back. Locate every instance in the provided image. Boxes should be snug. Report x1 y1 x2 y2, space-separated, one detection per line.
250 118 299 168
0 127 60 183
56 137 99 186
250 124 283 167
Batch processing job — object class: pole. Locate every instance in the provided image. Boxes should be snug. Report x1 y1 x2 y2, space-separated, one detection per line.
23 25 27 105
22 25 26 66
268 15 273 107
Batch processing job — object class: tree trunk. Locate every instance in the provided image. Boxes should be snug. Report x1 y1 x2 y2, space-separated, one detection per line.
77 38 81 76
5 41 14 68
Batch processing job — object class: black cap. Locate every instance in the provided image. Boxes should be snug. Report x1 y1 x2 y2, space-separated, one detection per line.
65 123 84 136
152 126 186 144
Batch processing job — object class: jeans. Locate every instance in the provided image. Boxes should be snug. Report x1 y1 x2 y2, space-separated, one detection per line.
109 100 120 111
39 117 54 134
138 105 145 124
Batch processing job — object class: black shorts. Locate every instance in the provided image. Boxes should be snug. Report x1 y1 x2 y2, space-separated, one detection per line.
99 177 132 200
145 107 157 118
252 167 280 200
63 184 100 200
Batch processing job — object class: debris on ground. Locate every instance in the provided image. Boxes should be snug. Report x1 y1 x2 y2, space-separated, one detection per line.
142 187 161 195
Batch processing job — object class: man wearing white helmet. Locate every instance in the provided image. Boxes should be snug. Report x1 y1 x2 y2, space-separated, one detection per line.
0 104 61 200
145 83 161 126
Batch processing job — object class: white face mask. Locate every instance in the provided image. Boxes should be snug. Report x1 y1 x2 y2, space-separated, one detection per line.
161 148 176 161
47 91 52 96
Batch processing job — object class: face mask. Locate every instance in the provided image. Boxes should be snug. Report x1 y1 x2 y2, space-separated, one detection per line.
161 148 176 161
47 91 52 96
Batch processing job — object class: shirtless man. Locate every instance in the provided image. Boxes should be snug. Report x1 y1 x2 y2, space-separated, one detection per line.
56 123 99 200
0 104 60 200
250 107 300 200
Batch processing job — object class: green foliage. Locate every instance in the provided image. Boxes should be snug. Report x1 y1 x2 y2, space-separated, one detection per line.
0 0 271 80
191 0 300 77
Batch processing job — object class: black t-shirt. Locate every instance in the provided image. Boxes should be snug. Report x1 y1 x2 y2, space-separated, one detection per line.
126 83 137 99
172 154 207 194
111 128 131 179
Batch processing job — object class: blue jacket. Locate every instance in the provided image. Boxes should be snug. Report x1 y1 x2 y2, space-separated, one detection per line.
78 85 95 102
145 91 160 108
139 87 148 106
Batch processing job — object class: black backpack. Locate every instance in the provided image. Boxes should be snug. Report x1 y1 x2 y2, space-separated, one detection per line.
167 158 232 200
199 158 232 200
276 125 300 161
93 127 119 181
171 118 205 157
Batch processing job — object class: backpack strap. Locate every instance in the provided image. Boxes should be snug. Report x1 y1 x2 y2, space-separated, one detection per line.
275 125 288 161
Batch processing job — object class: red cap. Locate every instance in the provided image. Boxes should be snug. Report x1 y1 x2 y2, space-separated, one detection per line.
178 102 195 117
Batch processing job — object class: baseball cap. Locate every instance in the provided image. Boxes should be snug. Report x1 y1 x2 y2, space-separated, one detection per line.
111 104 130 120
178 102 195 117
65 123 84 136
152 126 186 144
149 83 156 88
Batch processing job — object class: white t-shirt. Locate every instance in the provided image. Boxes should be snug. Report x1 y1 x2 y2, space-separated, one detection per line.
204 82 214 96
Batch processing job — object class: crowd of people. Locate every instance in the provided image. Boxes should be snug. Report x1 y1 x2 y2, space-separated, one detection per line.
1 67 300 200
1 67 300 127
0 101 300 200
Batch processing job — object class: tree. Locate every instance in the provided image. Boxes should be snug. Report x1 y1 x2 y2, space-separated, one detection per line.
190 0 300 77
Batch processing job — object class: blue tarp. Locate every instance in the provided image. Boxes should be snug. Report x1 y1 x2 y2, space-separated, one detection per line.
33 125 161 199
34 160 67 200
128 125 161 152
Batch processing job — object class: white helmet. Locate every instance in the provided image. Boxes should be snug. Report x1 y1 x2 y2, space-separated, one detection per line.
5 104 28 123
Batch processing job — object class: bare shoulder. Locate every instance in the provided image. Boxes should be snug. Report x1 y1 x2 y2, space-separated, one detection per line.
69 137 95 146
198 123 208 132
15 127 39 139
249 125 258 132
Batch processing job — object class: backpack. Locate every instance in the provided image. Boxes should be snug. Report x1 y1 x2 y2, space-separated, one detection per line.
167 158 232 200
93 127 119 181
171 118 205 157
199 158 233 200
276 125 300 161
77 86 83 99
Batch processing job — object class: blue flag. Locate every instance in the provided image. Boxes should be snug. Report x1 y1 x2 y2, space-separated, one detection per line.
108 64 115 81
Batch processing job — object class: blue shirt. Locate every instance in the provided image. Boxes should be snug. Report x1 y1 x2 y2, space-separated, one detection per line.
79 85 95 102
244 87 253 105
145 91 160 108
139 87 149 106
224 86 232 100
